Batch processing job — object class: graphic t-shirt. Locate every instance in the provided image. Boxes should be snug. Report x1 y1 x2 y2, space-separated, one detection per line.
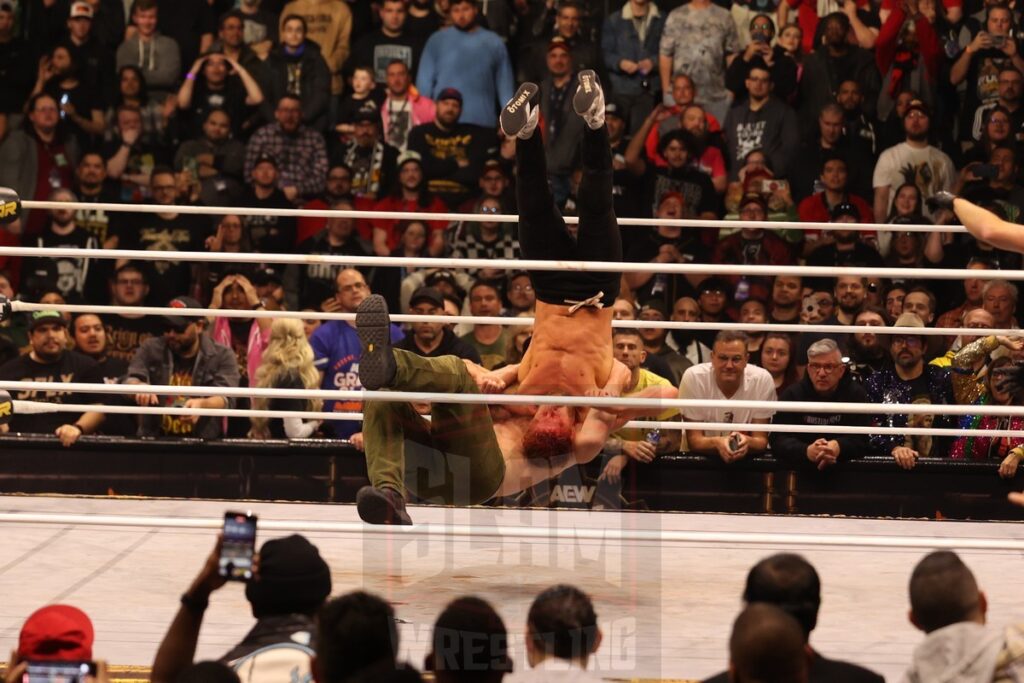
114 212 207 303
26 228 99 298
459 329 509 370
310 320 403 438
103 315 165 362
0 351 103 433
161 353 196 436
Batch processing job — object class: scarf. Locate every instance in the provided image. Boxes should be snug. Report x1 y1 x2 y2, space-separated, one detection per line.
345 142 385 198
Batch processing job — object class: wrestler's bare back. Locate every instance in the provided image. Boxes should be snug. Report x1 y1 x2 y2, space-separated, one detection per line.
517 302 615 395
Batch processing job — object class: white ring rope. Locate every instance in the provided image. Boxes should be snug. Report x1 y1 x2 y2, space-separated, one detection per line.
11 301 1017 338
21 199 962 234
3 380 1021 417
0 245 1005 280
0 511 1018 551
7 401 1021 438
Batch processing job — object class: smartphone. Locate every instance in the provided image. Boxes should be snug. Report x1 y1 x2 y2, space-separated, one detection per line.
728 434 741 452
59 94 69 120
974 163 999 179
25 661 97 683
992 34 1007 48
219 511 257 581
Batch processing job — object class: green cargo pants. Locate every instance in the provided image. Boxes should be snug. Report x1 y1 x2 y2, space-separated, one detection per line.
361 350 507 505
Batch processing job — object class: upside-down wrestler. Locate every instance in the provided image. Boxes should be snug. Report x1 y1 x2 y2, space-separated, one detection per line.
355 72 676 525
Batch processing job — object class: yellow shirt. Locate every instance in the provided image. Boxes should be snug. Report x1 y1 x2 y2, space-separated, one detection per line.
612 368 677 443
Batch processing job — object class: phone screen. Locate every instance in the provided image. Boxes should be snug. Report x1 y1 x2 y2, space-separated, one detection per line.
219 511 257 581
25 661 96 683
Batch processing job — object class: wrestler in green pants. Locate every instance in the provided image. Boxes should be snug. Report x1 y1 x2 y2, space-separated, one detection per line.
361 349 506 506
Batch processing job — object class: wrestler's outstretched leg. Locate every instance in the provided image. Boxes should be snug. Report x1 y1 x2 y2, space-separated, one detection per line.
356 295 505 524
501 83 576 265
571 69 622 302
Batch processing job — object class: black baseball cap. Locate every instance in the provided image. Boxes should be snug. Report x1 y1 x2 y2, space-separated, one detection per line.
352 102 380 124
830 202 860 222
409 286 444 309
163 296 201 331
253 153 277 168
29 310 66 332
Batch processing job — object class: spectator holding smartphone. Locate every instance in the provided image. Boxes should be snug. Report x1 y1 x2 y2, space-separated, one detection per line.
151 533 331 683
7 604 109 683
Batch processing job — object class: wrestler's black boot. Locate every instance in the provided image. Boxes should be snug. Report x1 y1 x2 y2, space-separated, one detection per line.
573 69 605 129
356 294 397 391
357 485 413 525
925 190 957 213
500 83 539 139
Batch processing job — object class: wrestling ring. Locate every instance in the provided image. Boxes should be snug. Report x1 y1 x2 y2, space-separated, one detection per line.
0 198 1021 681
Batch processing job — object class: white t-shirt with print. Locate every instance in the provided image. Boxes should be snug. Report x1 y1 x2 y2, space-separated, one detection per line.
678 362 777 436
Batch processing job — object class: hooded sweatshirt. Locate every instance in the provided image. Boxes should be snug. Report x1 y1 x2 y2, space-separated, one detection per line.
902 622 1003 683
115 34 181 93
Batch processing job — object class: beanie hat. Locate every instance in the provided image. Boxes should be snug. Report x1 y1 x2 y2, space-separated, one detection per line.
245 535 331 618
18 605 94 660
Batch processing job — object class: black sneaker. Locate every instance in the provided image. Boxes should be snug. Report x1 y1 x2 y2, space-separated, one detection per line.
573 69 604 118
357 485 413 525
925 190 957 213
500 82 539 138
356 294 397 391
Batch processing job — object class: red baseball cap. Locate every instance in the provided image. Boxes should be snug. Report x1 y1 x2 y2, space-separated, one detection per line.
18 605 94 660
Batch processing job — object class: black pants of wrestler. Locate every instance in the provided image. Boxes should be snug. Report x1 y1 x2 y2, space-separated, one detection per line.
515 125 622 307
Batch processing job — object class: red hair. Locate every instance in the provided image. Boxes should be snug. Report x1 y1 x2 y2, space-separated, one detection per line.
522 414 573 460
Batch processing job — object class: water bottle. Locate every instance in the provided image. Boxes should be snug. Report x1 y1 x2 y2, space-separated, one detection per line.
645 429 661 448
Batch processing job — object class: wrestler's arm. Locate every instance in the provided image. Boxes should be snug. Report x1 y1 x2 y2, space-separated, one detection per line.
461 359 519 393
954 197 1024 253
596 360 632 397
573 386 679 464
587 386 679 420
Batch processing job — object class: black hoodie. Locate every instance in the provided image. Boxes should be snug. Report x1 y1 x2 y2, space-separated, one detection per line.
770 372 872 468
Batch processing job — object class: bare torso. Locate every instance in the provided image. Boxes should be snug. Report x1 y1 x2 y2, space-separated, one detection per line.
517 302 615 395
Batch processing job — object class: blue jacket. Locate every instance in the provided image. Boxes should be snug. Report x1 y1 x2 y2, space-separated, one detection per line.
601 2 665 97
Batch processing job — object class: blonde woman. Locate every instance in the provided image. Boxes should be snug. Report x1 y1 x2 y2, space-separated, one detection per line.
250 318 323 440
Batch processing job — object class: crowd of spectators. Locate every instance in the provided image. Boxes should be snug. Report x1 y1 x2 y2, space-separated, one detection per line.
8 535 1024 681
0 0 1024 479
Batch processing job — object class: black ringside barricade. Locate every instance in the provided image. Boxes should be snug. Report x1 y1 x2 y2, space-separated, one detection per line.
0 434 1020 520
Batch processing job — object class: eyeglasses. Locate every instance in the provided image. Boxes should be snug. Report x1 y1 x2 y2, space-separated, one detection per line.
511 284 533 293
116 278 144 286
808 362 841 373
338 282 368 293
892 336 923 347
152 184 176 192
479 206 499 214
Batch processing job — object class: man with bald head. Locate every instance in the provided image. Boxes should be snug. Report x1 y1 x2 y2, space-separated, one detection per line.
310 269 403 443
669 296 712 366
